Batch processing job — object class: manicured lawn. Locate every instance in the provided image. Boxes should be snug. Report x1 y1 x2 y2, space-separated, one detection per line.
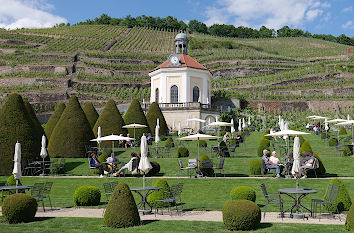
1 177 353 212
0 217 348 233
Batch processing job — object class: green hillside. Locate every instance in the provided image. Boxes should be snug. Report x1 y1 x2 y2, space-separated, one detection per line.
0 25 353 113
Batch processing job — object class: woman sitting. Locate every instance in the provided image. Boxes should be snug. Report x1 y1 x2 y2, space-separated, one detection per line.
113 152 139 176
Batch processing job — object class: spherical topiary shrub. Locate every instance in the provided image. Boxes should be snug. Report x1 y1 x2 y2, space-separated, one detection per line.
2 193 38 224
343 145 353 157
346 203 354 231
223 200 261 231
249 159 262 175
324 178 352 212
6 175 22 186
328 138 338 147
148 161 161 176
147 179 170 207
300 141 313 154
177 147 189 157
199 140 207 148
230 186 256 202
199 154 214 177
74 185 101 206
259 138 270 147
165 137 174 148
257 144 270 157
339 127 347 135
104 182 140 228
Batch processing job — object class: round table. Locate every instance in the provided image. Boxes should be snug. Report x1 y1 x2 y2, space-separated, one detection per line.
0 186 34 200
130 187 162 214
278 188 317 218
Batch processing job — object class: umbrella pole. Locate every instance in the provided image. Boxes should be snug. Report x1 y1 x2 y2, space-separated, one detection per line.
42 157 45 176
197 139 200 177
16 179 18 193
112 141 114 153
143 174 146 211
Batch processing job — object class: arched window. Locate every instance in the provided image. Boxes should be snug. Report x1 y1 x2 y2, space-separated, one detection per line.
155 88 159 103
193 86 199 102
170 85 178 103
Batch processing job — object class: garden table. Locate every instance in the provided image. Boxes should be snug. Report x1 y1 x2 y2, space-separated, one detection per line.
0 186 34 201
130 186 162 214
278 188 317 218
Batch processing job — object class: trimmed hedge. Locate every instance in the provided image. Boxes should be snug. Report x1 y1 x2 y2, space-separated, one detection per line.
83 102 98 129
148 161 161 176
257 144 270 157
146 102 168 136
328 138 338 147
262 130 271 140
104 182 140 228
300 141 313 154
343 145 353 156
74 185 101 206
346 203 354 231
165 137 174 148
48 96 94 158
0 93 41 176
93 99 127 142
147 178 170 207
199 154 214 177
2 193 38 224
24 100 44 143
324 178 352 212
6 175 23 186
339 127 347 135
313 153 326 176
123 99 150 139
230 186 256 202
259 138 270 147
177 147 189 157
249 159 262 175
222 200 261 231
44 102 65 141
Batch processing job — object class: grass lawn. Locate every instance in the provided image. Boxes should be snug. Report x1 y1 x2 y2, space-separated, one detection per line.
0 217 348 233
0 176 353 212
60 131 353 177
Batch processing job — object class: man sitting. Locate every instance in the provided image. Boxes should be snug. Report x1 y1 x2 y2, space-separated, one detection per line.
262 149 283 178
89 153 105 178
113 152 139 176
300 151 315 179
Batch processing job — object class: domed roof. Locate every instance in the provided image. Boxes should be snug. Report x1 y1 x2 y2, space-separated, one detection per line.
175 33 188 41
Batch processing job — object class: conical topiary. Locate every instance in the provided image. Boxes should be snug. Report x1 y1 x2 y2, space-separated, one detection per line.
93 99 127 140
146 102 168 136
0 93 41 175
83 102 98 129
123 99 150 139
24 100 44 137
147 178 170 207
48 96 94 158
346 203 354 231
104 182 140 228
339 127 347 135
324 178 352 212
300 141 312 154
44 103 65 141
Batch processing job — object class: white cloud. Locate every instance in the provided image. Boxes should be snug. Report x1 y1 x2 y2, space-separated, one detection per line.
204 0 331 30
342 6 352 13
342 20 354 29
0 0 67 30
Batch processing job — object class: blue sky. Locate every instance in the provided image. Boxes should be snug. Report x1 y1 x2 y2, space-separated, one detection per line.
0 0 353 36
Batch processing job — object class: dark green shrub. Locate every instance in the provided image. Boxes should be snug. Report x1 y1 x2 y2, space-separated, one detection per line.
219 141 230 157
2 193 37 224
177 147 189 157
123 99 150 139
346 203 354 231
222 200 261 231
328 138 338 147
324 178 352 212
257 144 270 157
259 138 270 147
74 185 101 206
0 93 41 175
146 102 169 136
199 154 214 177
298 135 305 144
339 127 347 135
83 102 98 129
249 160 262 175
313 153 326 176
147 179 170 207
230 186 256 202
300 141 312 154
321 133 329 140
148 161 160 176
343 145 353 156
262 130 271 140
48 96 94 158
24 100 44 144
165 137 174 148
93 99 127 145
104 182 140 228
199 140 207 148
45 103 65 141
5 175 24 194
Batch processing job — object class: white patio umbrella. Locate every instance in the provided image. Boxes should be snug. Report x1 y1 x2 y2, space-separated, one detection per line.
336 120 354 148
138 135 152 212
207 120 232 146
348 115 351 121
306 115 321 119
327 119 346 123
178 122 182 137
187 118 206 131
155 118 160 153
248 115 251 125
324 119 329 132
12 142 21 192
278 115 282 126
173 120 176 131
266 129 310 155
97 126 102 152
242 118 246 130
179 134 218 177
123 123 147 140
40 135 48 176
291 136 301 189
238 119 242 131
230 119 235 134
91 134 135 152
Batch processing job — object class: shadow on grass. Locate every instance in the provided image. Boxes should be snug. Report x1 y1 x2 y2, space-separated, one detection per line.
258 222 273 229
64 161 84 172
141 219 159 226
33 217 55 222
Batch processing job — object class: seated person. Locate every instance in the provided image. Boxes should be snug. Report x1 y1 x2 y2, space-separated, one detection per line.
284 152 294 176
89 153 105 177
106 153 119 173
300 151 315 178
125 133 132 148
147 133 153 145
118 134 125 148
223 132 230 145
269 151 281 165
262 149 282 178
114 152 139 176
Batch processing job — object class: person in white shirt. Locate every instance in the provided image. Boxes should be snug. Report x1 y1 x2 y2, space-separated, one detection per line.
269 151 280 165
114 152 139 176
106 153 119 173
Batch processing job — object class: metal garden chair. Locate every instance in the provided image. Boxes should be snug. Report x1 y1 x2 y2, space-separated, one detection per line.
260 183 284 219
213 158 225 177
311 183 341 221
42 182 53 210
155 182 184 216
31 183 45 211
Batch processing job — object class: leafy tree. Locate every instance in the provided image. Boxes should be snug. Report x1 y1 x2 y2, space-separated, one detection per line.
146 102 168 136
83 102 98 129
44 103 65 141
259 26 272 38
123 99 150 139
188 20 208 34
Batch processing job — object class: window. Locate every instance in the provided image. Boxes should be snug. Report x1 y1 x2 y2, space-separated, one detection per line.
193 86 199 102
155 88 159 103
170 85 178 103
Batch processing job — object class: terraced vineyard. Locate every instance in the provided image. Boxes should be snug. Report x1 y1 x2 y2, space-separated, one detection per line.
0 25 352 115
